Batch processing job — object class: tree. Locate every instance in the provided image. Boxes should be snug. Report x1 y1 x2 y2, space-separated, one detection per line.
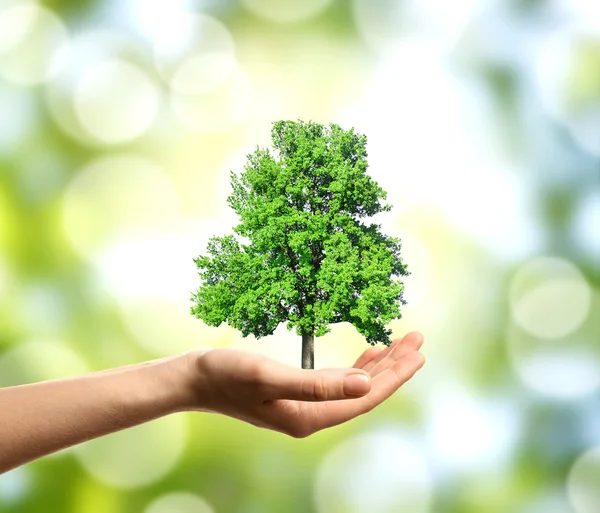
191 120 409 369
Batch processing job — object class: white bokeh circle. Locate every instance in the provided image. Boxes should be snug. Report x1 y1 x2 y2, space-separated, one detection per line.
0 2 69 85
122 0 193 45
45 30 150 146
509 257 592 339
171 52 236 95
171 65 253 133
507 316 600 400
74 59 159 144
241 0 334 24
314 428 432 513
511 346 600 400
73 413 188 489
62 154 180 261
151 13 236 95
425 386 521 471
568 446 600 513
145 492 215 513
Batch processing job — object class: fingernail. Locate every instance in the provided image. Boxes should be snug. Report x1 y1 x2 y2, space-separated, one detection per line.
344 373 371 396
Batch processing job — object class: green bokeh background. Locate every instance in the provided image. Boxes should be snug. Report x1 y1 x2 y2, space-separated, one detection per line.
0 1 599 512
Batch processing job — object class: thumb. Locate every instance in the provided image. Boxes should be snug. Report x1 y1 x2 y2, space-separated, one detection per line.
270 367 372 401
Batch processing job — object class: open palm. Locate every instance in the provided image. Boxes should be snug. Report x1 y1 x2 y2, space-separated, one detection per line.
186 332 425 438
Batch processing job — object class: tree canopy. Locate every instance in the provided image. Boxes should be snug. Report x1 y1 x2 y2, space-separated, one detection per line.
191 119 408 346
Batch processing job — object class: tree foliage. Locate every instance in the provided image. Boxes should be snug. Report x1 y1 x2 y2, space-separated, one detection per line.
191 120 408 345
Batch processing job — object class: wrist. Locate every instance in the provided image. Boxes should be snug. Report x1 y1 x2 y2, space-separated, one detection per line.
178 349 216 412
149 353 200 414
115 354 200 417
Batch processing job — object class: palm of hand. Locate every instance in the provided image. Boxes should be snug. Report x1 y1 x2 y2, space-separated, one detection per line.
187 332 425 438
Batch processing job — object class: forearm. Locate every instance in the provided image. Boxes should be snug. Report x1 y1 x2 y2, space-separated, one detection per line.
0 354 193 474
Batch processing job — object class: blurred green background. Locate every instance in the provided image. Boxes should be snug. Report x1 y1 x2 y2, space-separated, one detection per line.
0 0 599 512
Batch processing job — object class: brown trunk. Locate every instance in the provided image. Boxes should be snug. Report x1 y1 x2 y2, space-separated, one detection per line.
301 333 314 369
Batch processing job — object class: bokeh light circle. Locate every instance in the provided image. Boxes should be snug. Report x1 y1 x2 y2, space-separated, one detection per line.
509 257 591 339
314 428 432 513
124 0 193 44
73 413 188 489
62 154 180 261
0 2 69 85
171 52 236 95
152 13 236 95
74 59 159 144
0 338 90 388
425 387 521 471
45 30 150 146
507 312 600 400
511 346 600 400
171 65 253 133
145 492 215 513
241 0 334 24
568 447 600 513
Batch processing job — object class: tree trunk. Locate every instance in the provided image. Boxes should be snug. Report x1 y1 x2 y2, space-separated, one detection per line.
301 333 314 369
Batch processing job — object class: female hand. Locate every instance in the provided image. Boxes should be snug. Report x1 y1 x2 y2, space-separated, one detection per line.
183 331 425 438
0 331 424 473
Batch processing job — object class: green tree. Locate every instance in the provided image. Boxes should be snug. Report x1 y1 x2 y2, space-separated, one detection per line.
191 120 409 369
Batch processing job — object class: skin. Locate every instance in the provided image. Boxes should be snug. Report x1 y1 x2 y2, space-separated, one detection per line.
0 331 424 475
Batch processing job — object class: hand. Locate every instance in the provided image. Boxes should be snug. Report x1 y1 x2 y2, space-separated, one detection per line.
183 332 425 438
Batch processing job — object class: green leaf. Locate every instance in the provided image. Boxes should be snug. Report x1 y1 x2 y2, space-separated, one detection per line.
191 119 409 346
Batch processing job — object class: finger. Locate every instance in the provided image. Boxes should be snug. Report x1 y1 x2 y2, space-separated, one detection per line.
310 351 425 431
361 338 402 373
369 331 424 376
265 366 372 402
401 331 425 353
352 346 381 369
363 331 423 373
